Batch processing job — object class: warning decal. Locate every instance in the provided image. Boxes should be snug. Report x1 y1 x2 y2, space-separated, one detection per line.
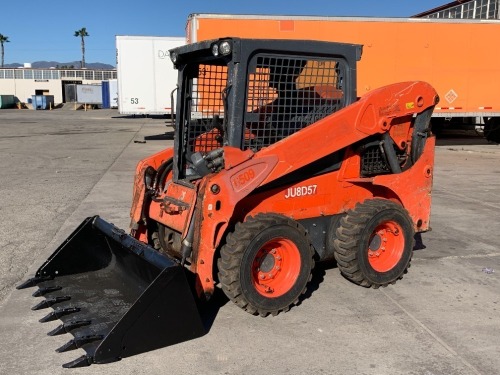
445 89 458 104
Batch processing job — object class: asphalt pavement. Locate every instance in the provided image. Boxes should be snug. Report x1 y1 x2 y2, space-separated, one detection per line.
0 109 498 375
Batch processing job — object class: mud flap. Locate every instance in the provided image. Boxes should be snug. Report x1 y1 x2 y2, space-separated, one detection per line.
17 216 206 368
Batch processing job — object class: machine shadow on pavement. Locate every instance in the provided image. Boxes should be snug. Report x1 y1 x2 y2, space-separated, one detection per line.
144 131 175 141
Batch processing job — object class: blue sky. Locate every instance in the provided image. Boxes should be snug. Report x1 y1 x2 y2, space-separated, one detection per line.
0 1 446 66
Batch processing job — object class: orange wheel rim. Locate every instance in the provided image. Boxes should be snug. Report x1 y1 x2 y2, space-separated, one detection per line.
251 238 301 297
367 221 405 272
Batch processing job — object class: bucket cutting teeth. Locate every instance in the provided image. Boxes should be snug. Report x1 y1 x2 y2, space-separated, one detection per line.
47 320 92 336
31 296 71 310
56 335 104 353
16 275 53 289
32 286 62 297
62 355 94 369
39 307 80 323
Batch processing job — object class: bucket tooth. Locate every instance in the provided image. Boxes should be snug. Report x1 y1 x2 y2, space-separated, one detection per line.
62 355 94 368
32 296 71 310
32 286 62 297
47 320 91 336
39 307 80 323
16 276 53 290
56 335 104 353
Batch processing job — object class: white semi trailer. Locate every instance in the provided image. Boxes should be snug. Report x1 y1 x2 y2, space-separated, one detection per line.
116 35 185 115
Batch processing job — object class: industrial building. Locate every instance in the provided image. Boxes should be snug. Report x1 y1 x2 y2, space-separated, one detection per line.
414 0 499 19
0 67 116 106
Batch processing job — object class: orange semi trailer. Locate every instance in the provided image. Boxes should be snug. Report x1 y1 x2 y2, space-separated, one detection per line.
186 14 500 140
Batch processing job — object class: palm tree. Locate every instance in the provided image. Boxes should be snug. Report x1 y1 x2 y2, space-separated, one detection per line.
74 27 89 68
0 34 10 68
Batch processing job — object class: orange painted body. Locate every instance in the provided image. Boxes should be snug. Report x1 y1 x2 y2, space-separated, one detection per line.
187 14 500 116
130 80 438 297
130 147 175 243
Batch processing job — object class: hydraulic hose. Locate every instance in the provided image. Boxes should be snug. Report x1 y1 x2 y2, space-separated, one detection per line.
381 133 402 174
180 215 195 266
154 158 173 193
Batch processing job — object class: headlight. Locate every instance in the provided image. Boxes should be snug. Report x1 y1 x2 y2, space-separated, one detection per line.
170 52 178 63
219 41 231 56
211 44 219 56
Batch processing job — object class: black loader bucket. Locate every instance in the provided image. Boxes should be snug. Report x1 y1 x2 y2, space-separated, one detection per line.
17 216 206 368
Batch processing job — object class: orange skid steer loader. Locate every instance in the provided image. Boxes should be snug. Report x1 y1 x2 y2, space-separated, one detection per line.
18 38 439 367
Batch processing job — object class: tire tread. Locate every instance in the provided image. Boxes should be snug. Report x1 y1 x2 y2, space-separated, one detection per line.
218 214 314 317
333 199 414 288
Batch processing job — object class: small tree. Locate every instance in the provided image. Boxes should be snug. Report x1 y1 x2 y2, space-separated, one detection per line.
74 27 89 68
0 34 10 68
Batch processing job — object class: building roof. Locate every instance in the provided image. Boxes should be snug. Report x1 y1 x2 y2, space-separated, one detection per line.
413 0 470 17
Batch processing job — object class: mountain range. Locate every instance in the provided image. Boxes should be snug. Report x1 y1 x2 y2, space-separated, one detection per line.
4 61 115 70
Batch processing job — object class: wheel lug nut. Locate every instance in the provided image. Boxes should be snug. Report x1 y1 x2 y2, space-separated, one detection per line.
260 275 266 280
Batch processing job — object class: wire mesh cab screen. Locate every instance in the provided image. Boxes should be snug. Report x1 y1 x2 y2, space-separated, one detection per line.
244 54 346 151
185 64 228 155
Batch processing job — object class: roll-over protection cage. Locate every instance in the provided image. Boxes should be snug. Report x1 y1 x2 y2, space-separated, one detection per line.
169 38 362 181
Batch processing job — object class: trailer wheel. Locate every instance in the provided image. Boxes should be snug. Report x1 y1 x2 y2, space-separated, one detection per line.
218 214 314 317
333 199 414 288
485 118 500 143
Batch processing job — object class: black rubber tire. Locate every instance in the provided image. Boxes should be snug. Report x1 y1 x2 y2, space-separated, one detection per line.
325 214 345 261
333 199 414 288
484 118 500 143
217 214 314 317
